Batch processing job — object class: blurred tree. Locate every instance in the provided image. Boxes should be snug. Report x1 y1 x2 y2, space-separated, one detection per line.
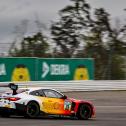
9 32 51 57
111 55 125 80
51 0 91 57
80 8 126 79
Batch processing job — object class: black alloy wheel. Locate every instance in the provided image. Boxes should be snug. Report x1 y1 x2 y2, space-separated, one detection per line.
26 101 40 118
77 104 91 120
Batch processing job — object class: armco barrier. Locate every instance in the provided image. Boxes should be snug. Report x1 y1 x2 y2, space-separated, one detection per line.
0 80 126 92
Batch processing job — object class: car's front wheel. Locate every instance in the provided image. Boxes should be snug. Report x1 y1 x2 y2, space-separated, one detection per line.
25 101 40 118
77 104 92 120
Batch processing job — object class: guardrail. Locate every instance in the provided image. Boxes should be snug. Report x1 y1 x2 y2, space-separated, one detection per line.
0 80 126 92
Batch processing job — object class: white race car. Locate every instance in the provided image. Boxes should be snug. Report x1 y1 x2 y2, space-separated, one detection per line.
0 83 95 119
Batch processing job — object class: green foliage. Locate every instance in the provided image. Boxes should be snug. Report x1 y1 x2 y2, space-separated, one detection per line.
82 8 126 79
51 0 91 57
111 55 126 80
9 32 51 57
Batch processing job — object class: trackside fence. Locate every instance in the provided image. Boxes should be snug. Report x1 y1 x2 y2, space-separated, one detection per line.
0 80 126 92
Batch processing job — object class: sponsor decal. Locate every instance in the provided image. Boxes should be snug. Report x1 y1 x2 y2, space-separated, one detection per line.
74 65 89 80
0 64 6 76
64 100 72 110
11 64 31 81
42 62 70 78
42 102 61 110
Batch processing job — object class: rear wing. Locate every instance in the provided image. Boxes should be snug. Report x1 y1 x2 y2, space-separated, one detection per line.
0 84 9 95
0 83 18 95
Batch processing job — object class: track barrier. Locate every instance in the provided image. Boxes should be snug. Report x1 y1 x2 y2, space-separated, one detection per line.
0 80 126 92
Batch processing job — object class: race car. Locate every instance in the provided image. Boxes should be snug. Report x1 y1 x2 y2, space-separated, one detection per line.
0 83 95 120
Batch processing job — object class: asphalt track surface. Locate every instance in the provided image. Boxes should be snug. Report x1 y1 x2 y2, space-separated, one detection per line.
0 90 126 126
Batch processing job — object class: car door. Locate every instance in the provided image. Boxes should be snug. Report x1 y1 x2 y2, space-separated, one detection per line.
41 89 71 115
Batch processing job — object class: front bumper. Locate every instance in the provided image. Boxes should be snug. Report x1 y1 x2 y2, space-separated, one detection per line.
91 106 96 118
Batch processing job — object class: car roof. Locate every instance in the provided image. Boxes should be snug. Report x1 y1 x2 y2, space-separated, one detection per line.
20 87 57 92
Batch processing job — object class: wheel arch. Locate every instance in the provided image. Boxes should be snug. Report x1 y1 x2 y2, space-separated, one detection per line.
27 100 40 108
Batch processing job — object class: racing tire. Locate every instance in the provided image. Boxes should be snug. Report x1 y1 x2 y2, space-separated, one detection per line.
77 104 92 120
25 101 40 118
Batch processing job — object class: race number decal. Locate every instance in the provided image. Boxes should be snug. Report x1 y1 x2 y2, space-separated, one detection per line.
64 100 71 110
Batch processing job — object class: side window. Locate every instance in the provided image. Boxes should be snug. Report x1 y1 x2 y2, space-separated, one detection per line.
30 89 44 96
29 91 39 96
43 89 63 98
43 90 56 98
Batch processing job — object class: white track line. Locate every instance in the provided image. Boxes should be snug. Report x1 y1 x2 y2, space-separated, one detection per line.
96 106 126 108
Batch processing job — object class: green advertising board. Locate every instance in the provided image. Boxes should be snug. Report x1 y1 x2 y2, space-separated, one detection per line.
0 58 94 82
38 58 94 81
0 57 36 82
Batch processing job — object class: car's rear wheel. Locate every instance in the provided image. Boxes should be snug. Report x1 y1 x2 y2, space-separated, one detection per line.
77 104 92 120
25 101 40 118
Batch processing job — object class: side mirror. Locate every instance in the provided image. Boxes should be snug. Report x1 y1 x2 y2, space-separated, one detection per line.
62 95 67 99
